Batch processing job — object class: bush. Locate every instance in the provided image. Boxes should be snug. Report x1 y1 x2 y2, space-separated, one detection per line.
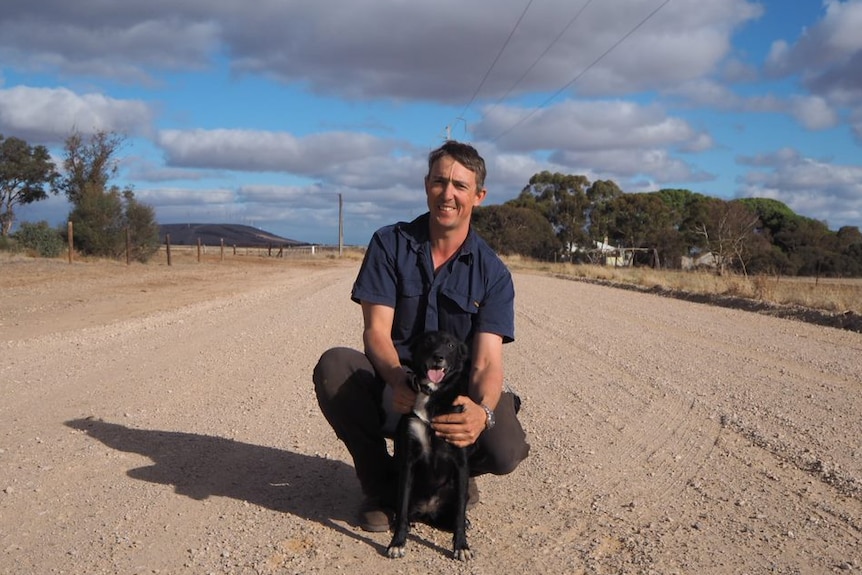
15 221 65 257
0 234 18 252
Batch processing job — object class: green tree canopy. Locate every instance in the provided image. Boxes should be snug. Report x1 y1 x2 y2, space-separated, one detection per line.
509 171 591 252
472 204 558 260
61 130 159 261
0 134 60 237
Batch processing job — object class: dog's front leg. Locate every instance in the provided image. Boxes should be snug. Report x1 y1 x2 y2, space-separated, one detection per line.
452 448 473 561
387 431 413 558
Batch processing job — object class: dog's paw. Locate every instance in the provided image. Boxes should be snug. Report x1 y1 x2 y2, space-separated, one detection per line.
453 546 473 561
386 545 406 559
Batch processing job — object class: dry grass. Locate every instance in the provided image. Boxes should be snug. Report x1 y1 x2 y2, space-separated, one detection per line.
503 256 862 315
5 247 858 316
154 244 366 266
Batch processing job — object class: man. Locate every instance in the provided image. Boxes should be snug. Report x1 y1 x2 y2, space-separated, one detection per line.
313 140 530 532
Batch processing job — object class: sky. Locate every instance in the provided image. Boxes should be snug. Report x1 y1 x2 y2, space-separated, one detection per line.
2 0 861 246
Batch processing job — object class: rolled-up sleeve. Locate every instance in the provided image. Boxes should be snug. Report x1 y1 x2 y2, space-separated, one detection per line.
351 230 397 307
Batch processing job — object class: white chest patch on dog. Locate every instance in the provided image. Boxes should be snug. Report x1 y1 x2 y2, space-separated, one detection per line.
410 394 433 458
412 394 430 423
408 418 432 458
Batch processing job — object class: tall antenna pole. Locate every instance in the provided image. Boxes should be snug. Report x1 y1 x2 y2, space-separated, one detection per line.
338 192 344 257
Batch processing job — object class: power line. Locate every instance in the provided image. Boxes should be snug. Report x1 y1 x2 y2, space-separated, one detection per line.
486 0 594 116
490 0 672 143
456 0 536 124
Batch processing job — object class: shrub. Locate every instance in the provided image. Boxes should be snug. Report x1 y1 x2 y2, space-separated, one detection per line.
0 234 18 252
15 221 64 257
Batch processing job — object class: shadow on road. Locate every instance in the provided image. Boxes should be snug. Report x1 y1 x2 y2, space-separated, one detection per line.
64 417 383 551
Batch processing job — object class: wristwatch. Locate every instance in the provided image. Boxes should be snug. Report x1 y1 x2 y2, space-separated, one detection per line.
480 403 495 430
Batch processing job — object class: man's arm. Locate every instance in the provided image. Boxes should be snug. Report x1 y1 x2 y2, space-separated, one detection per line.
361 301 416 414
432 331 505 447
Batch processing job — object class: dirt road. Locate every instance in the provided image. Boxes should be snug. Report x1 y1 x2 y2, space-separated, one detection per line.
1 257 860 574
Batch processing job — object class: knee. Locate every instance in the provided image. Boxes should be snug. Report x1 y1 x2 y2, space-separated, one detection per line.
313 346 377 401
487 442 530 476
313 347 353 398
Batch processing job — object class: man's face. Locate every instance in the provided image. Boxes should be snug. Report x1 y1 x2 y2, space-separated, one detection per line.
424 155 487 234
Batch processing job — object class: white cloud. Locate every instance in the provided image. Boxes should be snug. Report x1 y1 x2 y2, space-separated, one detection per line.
134 188 236 207
1 0 763 102
0 86 153 144
156 129 398 175
3 0 859 239
475 99 708 155
789 95 839 130
765 0 862 107
738 147 862 229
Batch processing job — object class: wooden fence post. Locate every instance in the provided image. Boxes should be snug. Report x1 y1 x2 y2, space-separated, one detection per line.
166 234 172 266
67 221 74 264
220 238 224 262
197 238 202 263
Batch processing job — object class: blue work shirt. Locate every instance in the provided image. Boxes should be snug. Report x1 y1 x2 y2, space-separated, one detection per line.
351 213 515 363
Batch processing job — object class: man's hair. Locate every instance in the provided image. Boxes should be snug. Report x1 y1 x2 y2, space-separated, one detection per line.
427 140 487 190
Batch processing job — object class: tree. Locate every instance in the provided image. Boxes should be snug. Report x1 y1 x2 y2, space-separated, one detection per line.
60 130 159 260
0 134 60 237
472 204 558 260
585 179 623 244
509 171 591 254
67 181 126 257
60 130 123 204
654 188 711 251
14 221 64 258
694 199 760 275
775 216 832 277
738 197 797 242
594 193 676 266
122 190 160 262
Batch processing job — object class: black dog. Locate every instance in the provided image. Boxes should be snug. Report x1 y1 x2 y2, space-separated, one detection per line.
386 330 474 561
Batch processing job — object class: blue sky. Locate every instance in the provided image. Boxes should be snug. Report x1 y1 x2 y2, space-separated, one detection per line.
2 0 861 246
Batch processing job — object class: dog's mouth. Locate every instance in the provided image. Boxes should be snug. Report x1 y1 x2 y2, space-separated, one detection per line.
426 368 446 384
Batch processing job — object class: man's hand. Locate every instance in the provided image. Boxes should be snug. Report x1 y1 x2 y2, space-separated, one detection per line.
389 369 417 414
431 396 487 447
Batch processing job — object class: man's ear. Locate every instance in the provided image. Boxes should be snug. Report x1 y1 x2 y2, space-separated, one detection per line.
473 187 487 206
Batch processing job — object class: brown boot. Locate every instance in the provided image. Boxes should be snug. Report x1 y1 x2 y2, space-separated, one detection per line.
358 496 393 532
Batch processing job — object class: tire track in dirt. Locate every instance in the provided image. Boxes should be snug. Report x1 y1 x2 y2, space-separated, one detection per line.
511 277 723 520
3 262 861 574
507 273 862 573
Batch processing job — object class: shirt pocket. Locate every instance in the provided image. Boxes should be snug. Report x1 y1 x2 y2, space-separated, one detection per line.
441 287 481 313
438 287 481 341
394 278 426 334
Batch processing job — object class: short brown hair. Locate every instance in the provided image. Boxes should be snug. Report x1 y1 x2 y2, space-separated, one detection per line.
427 140 487 190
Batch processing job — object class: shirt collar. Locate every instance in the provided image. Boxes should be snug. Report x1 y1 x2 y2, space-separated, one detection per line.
398 212 477 262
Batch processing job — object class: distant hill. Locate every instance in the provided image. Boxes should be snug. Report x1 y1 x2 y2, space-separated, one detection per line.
159 223 307 247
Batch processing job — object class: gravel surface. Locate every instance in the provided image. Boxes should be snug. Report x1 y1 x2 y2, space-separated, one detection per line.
1 256 861 574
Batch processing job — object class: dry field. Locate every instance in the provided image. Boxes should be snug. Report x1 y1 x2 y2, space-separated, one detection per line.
1 253 861 574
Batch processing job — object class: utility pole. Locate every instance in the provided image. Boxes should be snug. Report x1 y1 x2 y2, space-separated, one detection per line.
338 192 344 257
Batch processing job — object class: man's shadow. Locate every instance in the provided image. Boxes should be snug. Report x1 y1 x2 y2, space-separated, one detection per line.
64 417 384 551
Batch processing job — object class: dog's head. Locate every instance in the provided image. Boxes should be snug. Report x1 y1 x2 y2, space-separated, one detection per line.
408 331 469 395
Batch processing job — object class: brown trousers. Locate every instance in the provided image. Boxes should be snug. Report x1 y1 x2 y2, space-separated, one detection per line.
313 346 530 498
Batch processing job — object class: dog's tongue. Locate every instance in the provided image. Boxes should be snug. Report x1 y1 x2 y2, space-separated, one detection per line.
427 369 445 384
